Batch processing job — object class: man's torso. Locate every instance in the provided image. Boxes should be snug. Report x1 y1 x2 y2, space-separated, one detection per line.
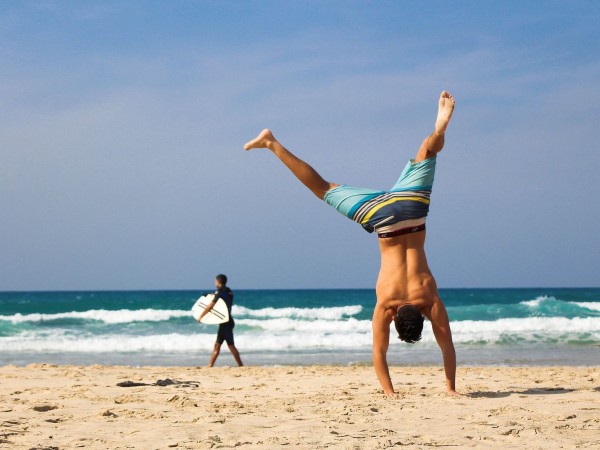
375 231 440 320
214 287 234 324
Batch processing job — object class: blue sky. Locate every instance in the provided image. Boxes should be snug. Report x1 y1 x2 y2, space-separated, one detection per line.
1 1 599 290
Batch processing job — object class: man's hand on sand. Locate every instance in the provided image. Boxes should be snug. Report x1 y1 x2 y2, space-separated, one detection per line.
384 391 401 399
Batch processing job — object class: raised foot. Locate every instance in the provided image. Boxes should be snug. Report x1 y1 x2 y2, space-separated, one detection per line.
244 129 276 151
434 91 455 134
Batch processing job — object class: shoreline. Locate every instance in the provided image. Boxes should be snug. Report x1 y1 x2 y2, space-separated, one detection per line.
2 341 598 368
1 364 598 448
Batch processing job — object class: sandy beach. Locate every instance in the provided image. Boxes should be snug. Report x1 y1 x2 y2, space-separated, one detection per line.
0 364 598 449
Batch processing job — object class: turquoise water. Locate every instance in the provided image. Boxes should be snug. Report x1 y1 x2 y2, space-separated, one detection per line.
0 288 598 366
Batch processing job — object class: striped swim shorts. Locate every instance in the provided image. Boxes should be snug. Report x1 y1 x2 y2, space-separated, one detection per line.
323 157 436 238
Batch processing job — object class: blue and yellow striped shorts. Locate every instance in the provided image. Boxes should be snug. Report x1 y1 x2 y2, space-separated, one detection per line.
324 157 436 237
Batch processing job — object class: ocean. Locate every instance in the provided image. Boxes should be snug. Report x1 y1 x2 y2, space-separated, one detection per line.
0 288 598 367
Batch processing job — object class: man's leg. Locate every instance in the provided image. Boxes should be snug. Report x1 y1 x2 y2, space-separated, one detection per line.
414 91 455 162
208 342 221 367
227 344 244 367
244 129 338 199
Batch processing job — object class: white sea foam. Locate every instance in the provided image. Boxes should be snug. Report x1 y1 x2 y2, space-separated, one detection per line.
0 330 372 353
571 302 600 312
237 317 370 332
0 331 214 352
449 317 600 343
519 296 600 314
1 316 599 354
0 304 364 324
234 305 362 320
0 309 190 324
520 295 553 307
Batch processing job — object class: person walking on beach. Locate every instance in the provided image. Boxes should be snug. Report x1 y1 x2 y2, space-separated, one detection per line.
197 274 244 367
244 91 458 397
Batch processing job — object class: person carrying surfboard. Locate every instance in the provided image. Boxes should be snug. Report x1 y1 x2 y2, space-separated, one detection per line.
244 91 459 397
197 274 244 367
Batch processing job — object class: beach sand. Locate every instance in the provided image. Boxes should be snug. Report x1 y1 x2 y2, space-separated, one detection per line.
1 364 598 449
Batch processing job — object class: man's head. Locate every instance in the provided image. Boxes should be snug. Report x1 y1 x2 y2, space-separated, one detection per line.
394 305 424 343
215 274 228 288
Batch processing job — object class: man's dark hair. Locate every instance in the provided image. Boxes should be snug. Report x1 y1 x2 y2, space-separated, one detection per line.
215 274 228 285
394 305 424 343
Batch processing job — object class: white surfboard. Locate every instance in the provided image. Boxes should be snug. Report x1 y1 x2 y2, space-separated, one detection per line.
191 294 230 324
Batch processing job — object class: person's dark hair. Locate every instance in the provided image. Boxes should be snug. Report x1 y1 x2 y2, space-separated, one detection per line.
215 274 228 286
394 305 424 343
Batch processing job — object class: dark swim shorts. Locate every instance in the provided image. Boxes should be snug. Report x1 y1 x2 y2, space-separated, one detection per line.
216 320 235 345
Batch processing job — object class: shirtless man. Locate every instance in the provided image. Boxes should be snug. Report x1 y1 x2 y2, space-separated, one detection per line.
244 91 458 397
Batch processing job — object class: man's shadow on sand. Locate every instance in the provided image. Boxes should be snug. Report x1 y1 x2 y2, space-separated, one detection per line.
468 387 576 398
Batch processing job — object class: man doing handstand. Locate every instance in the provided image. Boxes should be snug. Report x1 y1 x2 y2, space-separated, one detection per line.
244 91 458 397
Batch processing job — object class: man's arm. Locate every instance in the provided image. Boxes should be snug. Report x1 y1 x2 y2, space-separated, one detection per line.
427 299 459 395
197 292 219 322
372 303 395 396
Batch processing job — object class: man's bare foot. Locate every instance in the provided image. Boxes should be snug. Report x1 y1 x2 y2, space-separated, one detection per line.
434 91 455 134
244 129 277 151
447 389 462 397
